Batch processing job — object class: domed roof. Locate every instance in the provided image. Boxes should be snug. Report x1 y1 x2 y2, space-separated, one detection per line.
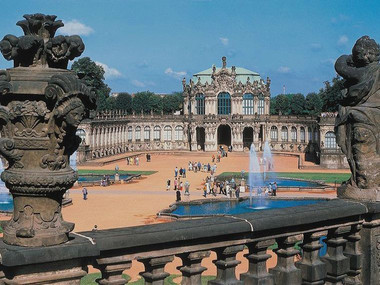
192 59 261 85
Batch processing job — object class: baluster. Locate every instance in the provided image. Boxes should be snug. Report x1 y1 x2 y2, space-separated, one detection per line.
177 250 210 285
138 255 174 285
240 239 274 285
94 256 132 284
344 224 362 285
296 231 327 285
321 226 350 284
269 234 303 284
209 245 244 285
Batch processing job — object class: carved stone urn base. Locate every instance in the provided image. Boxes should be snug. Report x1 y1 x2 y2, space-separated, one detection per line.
338 183 380 202
2 194 74 247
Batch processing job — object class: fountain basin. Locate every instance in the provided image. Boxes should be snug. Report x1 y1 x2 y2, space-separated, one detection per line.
159 197 329 218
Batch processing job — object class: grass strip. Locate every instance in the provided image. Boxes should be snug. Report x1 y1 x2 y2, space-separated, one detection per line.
78 169 157 176
217 172 350 184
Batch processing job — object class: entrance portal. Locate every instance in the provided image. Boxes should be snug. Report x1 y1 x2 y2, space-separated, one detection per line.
217 124 231 147
196 127 205 151
243 127 253 149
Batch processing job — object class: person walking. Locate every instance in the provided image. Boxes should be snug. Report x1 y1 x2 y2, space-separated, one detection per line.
272 182 277 196
184 181 190 195
176 189 181 202
82 187 88 200
174 167 178 178
174 178 178 191
166 179 171 191
182 168 186 178
135 156 139 166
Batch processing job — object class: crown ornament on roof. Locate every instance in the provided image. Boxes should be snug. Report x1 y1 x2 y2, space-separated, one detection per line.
0 13 84 69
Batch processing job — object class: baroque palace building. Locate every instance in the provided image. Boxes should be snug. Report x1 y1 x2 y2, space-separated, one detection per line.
78 57 348 169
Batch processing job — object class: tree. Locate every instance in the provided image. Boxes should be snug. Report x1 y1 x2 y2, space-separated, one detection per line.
305 92 323 115
71 57 111 111
270 96 277 115
273 94 290 115
289 93 306 115
319 76 344 112
115 92 132 112
162 92 183 114
132 91 156 113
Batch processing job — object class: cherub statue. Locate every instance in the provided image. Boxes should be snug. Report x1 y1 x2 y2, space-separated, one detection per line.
334 36 380 200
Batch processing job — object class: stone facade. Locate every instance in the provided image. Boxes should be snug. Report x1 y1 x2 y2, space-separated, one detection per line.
78 57 348 168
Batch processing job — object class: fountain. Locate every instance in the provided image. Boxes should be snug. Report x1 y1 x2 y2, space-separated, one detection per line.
263 140 274 179
248 143 263 205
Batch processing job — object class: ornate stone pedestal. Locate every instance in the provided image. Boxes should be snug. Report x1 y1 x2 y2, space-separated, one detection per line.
0 14 96 247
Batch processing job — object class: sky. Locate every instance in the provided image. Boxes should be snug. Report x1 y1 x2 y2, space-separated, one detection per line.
0 0 379 96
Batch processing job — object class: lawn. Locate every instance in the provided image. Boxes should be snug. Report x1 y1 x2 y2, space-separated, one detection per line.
217 172 350 184
81 273 215 284
78 169 157 176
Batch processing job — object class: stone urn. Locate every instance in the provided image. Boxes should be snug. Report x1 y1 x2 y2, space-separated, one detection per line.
0 14 96 246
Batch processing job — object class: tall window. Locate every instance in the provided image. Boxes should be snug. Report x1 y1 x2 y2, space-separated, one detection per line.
128 126 132 142
291 127 297 142
270 126 278 141
217 92 231 115
175 125 183 141
164 126 172 141
144 126 150 141
300 127 305 143
135 126 141 141
258 95 265 115
195 94 205 115
325 132 337 149
153 126 161 141
308 127 312 142
314 129 319 142
243 93 254 115
281 126 288 142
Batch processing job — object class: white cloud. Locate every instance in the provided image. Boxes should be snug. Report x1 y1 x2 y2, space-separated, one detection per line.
59 19 94 36
278 66 291 73
220 37 229 46
165 68 187 79
132 79 145 87
310 43 322 51
95 62 122 79
338 35 348 45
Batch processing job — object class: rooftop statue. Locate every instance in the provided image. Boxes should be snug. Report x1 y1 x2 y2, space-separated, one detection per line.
335 36 380 201
0 14 96 246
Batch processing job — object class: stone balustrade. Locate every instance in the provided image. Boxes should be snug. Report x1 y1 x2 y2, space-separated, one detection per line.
0 199 378 284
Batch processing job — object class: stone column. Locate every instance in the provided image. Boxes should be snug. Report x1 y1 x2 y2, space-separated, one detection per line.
321 226 350 284
94 256 132 285
209 245 244 285
295 231 327 284
344 224 362 284
138 255 174 285
269 235 303 284
178 250 210 285
240 239 274 285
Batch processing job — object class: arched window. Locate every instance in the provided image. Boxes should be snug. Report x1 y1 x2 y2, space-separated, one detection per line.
195 94 205 115
135 126 141 141
243 93 254 115
175 125 184 141
281 126 288 142
300 127 305 143
314 129 319 142
291 127 297 142
325 132 337 149
153 126 161 141
258 95 265 115
270 126 278 141
308 127 312 142
144 126 150 141
164 126 172 141
217 92 231 115
128 126 132 142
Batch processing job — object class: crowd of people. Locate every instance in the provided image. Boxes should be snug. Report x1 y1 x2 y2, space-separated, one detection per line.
126 156 140 166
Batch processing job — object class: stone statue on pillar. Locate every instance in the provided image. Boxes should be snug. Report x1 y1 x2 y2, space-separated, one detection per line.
0 14 97 246
334 35 380 201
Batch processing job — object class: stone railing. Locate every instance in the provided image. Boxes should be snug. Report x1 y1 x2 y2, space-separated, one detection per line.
0 198 378 284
